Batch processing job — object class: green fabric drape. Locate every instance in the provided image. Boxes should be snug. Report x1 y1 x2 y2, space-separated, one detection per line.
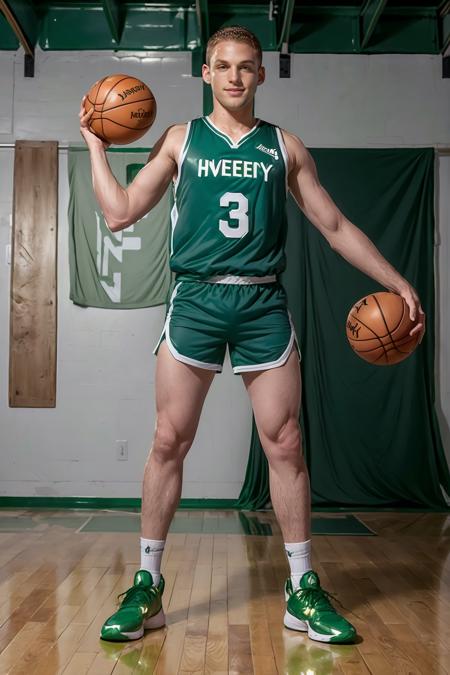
236 421 270 510
238 148 450 509
68 148 171 309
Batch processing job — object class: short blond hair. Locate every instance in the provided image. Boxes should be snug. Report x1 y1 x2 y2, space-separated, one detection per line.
206 26 262 66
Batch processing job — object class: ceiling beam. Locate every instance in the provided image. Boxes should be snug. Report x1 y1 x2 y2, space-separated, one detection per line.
0 0 38 55
102 0 125 45
277 0 295 52
440 1 450 53
360 0 388 50
196 0 210 48
442 16 450 53
192 0 210 76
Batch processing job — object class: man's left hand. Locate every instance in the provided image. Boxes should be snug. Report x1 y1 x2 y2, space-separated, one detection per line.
399 285 426 344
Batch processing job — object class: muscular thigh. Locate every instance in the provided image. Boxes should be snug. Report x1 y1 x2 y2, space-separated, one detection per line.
242 347 301 442
155 341 215 444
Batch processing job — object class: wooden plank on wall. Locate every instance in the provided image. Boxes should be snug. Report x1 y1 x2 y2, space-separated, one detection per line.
9 140 58 408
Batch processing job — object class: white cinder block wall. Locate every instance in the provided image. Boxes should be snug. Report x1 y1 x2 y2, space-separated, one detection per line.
0 48 448 499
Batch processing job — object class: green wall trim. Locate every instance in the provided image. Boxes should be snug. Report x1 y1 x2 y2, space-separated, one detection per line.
310 505 450 513
69 145 151 153
0 496 447 512
0 497 239 510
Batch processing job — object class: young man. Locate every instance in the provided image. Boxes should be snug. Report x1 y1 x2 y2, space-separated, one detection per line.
79 26 424 644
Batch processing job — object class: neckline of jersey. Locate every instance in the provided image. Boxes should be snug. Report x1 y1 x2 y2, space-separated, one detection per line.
203 116 261 149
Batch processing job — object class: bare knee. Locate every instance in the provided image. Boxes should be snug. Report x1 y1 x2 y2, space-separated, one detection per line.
262 417 303 465
150 418 194 464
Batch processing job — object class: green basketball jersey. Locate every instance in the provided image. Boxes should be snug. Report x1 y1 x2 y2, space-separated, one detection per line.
170 116 289 279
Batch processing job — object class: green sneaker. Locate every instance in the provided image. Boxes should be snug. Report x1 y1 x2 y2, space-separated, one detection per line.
284 570 356 644
100 570 165 641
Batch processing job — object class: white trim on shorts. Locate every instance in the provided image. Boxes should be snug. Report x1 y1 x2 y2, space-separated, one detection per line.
232 311 301 374
153 281 223 372
205 275 277 285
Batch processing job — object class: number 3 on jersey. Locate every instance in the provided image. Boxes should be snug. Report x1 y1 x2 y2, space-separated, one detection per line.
219 192 249 239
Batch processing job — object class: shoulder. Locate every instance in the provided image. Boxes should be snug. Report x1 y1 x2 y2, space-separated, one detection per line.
166 122 190 141
257 120 302 170
165 122 190 155
148 122 190 164
278 128 310 172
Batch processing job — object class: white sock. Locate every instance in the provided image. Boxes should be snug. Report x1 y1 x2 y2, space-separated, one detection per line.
284 539 312 590
140 538 165 585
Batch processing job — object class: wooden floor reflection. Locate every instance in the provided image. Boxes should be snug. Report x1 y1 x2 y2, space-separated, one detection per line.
0 509 448 674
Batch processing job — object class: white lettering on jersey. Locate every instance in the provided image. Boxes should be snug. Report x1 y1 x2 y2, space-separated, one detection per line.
197 159 273 182
256 143 279 160
222 159 232 176
243 161 253 178
260 164 272 182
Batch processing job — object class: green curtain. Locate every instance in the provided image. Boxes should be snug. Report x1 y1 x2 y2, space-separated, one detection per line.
238 148 450 509
236 421 270 510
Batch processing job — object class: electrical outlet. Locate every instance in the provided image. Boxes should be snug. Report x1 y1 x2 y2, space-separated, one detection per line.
116 440 128 461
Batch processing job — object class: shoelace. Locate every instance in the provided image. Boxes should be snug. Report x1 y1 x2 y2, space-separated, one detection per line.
293 586 343 613
117 585 152 606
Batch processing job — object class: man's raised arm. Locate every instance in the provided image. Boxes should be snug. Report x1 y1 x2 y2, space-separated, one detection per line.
79 97 184 232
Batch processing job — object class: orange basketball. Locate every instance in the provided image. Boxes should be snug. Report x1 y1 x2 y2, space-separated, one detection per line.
346 292 420 365
85 74 156 145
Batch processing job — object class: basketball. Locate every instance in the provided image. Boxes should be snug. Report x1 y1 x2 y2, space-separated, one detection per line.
346 291 420 365
85 74 156 145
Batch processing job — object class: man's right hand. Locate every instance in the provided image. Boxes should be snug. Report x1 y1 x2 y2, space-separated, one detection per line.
79 96 110 150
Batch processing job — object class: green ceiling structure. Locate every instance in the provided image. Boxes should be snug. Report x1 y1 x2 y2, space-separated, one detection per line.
0 1 448 55
0 0 448 86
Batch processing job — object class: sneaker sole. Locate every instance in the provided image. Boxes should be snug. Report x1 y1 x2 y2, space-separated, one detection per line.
283 611 331 643
144 607 166 630
119 627 145 640
283 610 355 644
283 610 308 633
100 608 166 641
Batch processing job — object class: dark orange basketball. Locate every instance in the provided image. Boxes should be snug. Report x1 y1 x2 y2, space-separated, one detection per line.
85 74 156 145
346 292 420 365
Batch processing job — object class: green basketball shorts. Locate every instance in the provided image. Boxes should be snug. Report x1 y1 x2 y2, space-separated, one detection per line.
153 275 300 374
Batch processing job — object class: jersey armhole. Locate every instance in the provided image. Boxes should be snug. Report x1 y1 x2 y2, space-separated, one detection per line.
275 127 289 195
174 121 193 194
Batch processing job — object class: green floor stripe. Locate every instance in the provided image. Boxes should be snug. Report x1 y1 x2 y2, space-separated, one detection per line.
0 515 88 531
0 512 374 535
312 515 375 536
0 517 38 531
80 512 273 535
80 514 373 536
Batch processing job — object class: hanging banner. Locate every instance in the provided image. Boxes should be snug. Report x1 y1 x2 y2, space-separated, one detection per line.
68 148 171 309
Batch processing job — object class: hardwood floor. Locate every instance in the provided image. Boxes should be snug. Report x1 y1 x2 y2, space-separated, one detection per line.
0 509 448 674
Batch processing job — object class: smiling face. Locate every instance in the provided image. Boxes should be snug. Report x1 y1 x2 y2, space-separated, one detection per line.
202 40 265 113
